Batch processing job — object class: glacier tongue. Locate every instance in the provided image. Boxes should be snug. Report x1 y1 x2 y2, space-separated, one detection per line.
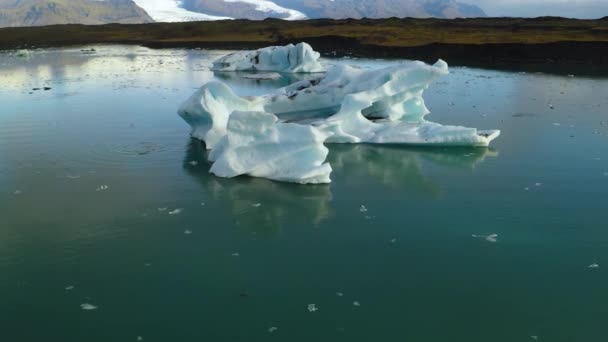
212 43 325 73
179 46 500 184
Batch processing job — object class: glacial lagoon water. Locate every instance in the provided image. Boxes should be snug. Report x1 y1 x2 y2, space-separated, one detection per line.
1 46 608 342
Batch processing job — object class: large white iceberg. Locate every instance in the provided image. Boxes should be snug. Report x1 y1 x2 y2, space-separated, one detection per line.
208 111 332 184
211 43 325 73
179 49 500 184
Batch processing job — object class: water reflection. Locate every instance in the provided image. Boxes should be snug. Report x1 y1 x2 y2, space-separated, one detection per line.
183 138 496 232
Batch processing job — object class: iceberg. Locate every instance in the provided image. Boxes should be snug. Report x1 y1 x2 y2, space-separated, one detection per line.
211 43 325 73
208 111 332 184
179 48 500 184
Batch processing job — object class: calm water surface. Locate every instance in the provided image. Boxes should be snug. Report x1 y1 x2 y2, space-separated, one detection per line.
1 46 608 342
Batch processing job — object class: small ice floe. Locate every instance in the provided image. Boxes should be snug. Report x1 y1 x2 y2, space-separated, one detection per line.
189 161 198 166
66 174 81 179
268 327 278 333
144 263 152 267
336 292 344 297
251 203 262 208
80 303 98 310
552 123 561 126
184 229 192 235
535 183 542 187
13 190 22 195
588 263 599 268
231 252 240 257
168 208 183 215
96 185 109 191
530 335 539 341
242 73 282 80
549 104 555 110
137 336 143 341
472 234 498 243
359 205 368 213
524 187 530 191
353 301 361 307
157 207 167 212
200 202 206 206
390 238 397 243
307 304 318 312
65 285 75 291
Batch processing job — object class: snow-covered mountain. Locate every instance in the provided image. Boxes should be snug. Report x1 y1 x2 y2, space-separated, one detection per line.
142 0 486 22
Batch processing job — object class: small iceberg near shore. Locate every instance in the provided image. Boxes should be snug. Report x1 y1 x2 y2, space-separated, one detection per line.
211 42 325 73
179 43 500 184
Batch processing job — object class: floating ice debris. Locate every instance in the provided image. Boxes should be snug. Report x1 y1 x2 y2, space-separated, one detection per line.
231 252 240 257
251 203 262 208
472 234 498 243
552 123 561 126
180 48 500 184
157 207 168 212
588 263 599 268
189 161 198 166
201 202 206 206
65 285 75 291
66 174 81 179
96 185 109 191
307 304 318 312
212 43 325 73
390 238 397 243
184 229 192 235
530 336 539 341
80 303 98 310
359 205 368 213
242 73 283 80
268 327 278 333
137 336 143 341
535 183 542 187
13 190 22 195
353 301 361 307
144 263 152 267
336 292 344 297
168 208 183 215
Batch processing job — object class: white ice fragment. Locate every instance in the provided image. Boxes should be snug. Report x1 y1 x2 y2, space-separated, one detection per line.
251 203 262 208
201 202 206 206
535 183 542 187
157 207 168 212
390 238 397 243
65 285 74 291
530 336 539 341
359 205 368 213
80 303 98 310
231 252 240 257
189 161 198 166
168 208 183 215
13 190 21 195
66 174 81 179
472 234 498 243
137 336 143 341
96 185 109 191
184 229 192 235
588 263 599 268
268 327 278 333
353 301 361 307
336 292 344 297
212 43 324 73
307 304 318 312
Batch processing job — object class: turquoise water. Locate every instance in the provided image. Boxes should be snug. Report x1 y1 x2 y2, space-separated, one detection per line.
1 46 608 342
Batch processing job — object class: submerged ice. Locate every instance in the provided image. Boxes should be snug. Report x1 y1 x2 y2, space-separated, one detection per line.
179 44 500 184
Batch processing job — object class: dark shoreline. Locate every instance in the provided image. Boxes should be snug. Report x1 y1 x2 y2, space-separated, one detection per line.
2 17 608 74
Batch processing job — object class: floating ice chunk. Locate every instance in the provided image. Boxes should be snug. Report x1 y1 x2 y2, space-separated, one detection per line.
14 190 21 195
390 238 397 243
137 336 143 341
530 336 539 341
251 203 262 208
80 303 97 310
268 327 278 333
209 111 332 184
168 208 183 215
307 304 318 312
189 161 198 166
353 301 361 307
336 292 344 297
184 229 192 235
157 207 168 212
242 73 282 80
588 263 599 268
472 234 498 243
359 205 368 213
96 185 109 191
212 43 325 73
65 285 75 291
231 252 240 257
